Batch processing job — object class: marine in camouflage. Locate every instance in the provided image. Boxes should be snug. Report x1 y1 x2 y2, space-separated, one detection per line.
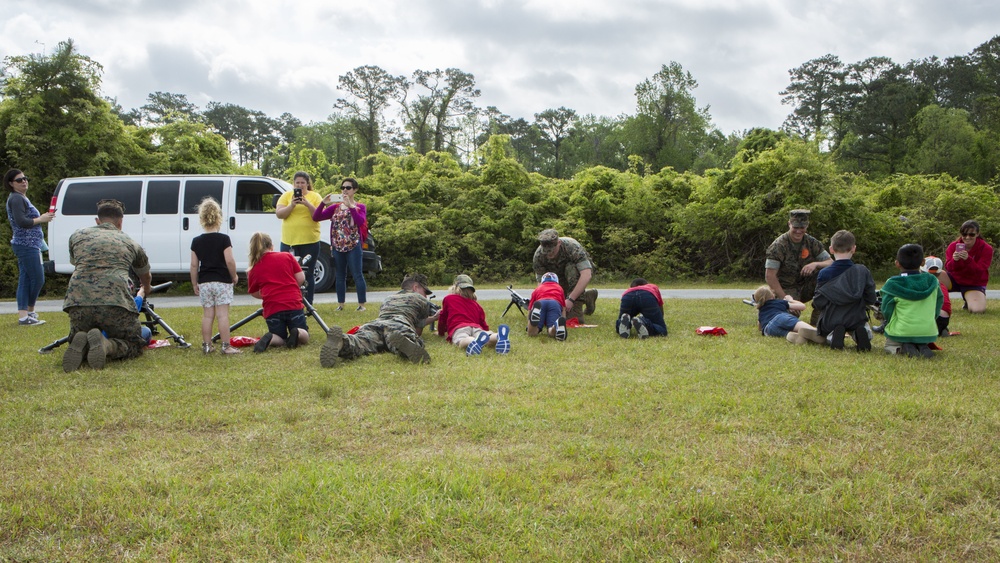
764 232 828 303
63 222 150 359
337 290 433 359
63 223 150 311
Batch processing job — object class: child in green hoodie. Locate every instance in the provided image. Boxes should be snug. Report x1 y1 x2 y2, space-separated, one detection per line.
880 243 944 358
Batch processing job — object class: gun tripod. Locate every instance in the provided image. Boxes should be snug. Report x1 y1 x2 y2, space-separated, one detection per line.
502 285 529 318
38 282 191 354
213 255 330 343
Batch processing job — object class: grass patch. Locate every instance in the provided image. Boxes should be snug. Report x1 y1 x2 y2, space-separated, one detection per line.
2 298 1000 560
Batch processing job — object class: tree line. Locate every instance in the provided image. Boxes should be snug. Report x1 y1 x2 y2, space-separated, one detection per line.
1 38 998 296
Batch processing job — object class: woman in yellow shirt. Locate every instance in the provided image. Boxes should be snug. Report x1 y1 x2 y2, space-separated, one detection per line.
274 171 323 303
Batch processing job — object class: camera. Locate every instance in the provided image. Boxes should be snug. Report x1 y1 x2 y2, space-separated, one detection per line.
294 188 303 199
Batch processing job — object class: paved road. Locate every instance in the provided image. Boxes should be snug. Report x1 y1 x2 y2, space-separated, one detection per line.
5 287 997 314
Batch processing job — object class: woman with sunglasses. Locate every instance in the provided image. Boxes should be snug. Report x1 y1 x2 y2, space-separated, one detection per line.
312 177 368 311
941 220 994 314
5 169 54 326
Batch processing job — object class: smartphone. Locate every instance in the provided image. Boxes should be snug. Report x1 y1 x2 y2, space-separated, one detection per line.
328 193 344 203
293 188 303 199
956 242 966 253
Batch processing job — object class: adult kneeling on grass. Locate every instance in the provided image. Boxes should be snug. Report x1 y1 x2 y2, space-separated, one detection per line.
62 199 152 372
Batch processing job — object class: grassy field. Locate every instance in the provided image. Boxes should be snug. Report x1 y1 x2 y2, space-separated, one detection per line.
2 297 999 561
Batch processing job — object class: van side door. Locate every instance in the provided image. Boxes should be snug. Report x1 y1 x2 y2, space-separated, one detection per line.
141 179 182 271
228 178 285 271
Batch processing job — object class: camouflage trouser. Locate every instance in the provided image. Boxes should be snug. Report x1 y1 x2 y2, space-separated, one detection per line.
66 306 146 360
339 318 423 360
557 264 589 320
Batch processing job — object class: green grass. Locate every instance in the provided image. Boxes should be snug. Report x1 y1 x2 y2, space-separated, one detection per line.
3 299 1000 561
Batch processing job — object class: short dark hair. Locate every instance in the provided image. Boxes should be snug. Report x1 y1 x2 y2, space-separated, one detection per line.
897 243 924 271
97 199 125 221
630 278 648 288
341 177 359 191
401 273 428 292
4 169 23 192
830 230 856 253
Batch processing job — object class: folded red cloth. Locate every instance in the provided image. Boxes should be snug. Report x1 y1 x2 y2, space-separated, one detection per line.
229 335 259 347
695 326 727 336
347 325 361 335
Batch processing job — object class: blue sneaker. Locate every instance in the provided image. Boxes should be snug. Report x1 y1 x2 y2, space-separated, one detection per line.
466 330 491 356
496 324 511 354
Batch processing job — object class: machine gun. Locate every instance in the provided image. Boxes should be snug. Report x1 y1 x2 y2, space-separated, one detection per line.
39 281 190 353
502 285 530 318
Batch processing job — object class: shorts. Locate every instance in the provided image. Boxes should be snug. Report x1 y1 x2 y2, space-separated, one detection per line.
265 309 308 341
763 312 800 337
948 281 986 297
199 282 234 307
451 325 490 346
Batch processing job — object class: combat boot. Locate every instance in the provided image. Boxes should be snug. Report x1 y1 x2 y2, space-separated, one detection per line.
387 332 430 364
86 329 108 370
582 288 598 315
63 332 89 373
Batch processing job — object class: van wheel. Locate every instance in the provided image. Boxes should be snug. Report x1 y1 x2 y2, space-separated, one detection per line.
313 250 334 293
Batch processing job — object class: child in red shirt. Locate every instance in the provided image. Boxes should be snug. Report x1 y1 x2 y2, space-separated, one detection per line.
527 272 567 341
438 274 510 355
246 232 310 353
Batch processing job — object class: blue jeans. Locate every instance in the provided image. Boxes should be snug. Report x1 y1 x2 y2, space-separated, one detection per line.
333 244 367 305
536 299 562 328
280 242 319 305
763 313 800 337
616 289 668 336
12 243 44 311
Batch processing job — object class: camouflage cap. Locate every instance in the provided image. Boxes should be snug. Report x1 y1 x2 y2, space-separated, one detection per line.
789 209 810 228
537 228 559 246
454 274 475 289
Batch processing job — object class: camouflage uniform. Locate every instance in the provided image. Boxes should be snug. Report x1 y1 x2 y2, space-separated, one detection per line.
533 237 594 319
63 223 150 360
337 290 433 360
764 232 828 304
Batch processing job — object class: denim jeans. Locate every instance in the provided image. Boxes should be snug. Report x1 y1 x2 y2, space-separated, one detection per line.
280 241 319 305
333 243 367 305
12 243 44 310
536 299 562 329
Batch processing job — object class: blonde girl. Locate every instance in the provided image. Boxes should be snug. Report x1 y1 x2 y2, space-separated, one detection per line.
753 285 824 344
190 198 239 354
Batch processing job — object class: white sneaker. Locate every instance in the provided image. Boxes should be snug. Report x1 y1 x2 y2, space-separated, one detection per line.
18 316 45 326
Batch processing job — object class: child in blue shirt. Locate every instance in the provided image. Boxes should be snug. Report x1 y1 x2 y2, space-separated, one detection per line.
754 285 825 344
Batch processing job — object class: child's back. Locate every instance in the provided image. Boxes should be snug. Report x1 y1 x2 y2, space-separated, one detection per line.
813 263 877 335
880 271 942 344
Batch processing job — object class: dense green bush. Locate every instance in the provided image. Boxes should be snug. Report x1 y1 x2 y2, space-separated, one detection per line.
4 136 997 298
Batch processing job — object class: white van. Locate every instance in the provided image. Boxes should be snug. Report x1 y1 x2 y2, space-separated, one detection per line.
45 174 382 292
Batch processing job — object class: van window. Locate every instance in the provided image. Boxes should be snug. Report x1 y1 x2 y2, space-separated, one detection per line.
146 180 180 214
183 180 225 214
61 180 142 215
235 179 281 213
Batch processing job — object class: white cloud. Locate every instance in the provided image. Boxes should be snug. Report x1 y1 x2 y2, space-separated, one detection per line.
3 0 998 133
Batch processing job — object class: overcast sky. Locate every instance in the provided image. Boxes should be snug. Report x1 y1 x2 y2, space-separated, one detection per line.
2 0 997 135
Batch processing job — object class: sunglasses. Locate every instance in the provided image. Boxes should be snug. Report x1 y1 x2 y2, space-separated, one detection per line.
12 176 28 183
341 185 357 190
961 231 978 237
